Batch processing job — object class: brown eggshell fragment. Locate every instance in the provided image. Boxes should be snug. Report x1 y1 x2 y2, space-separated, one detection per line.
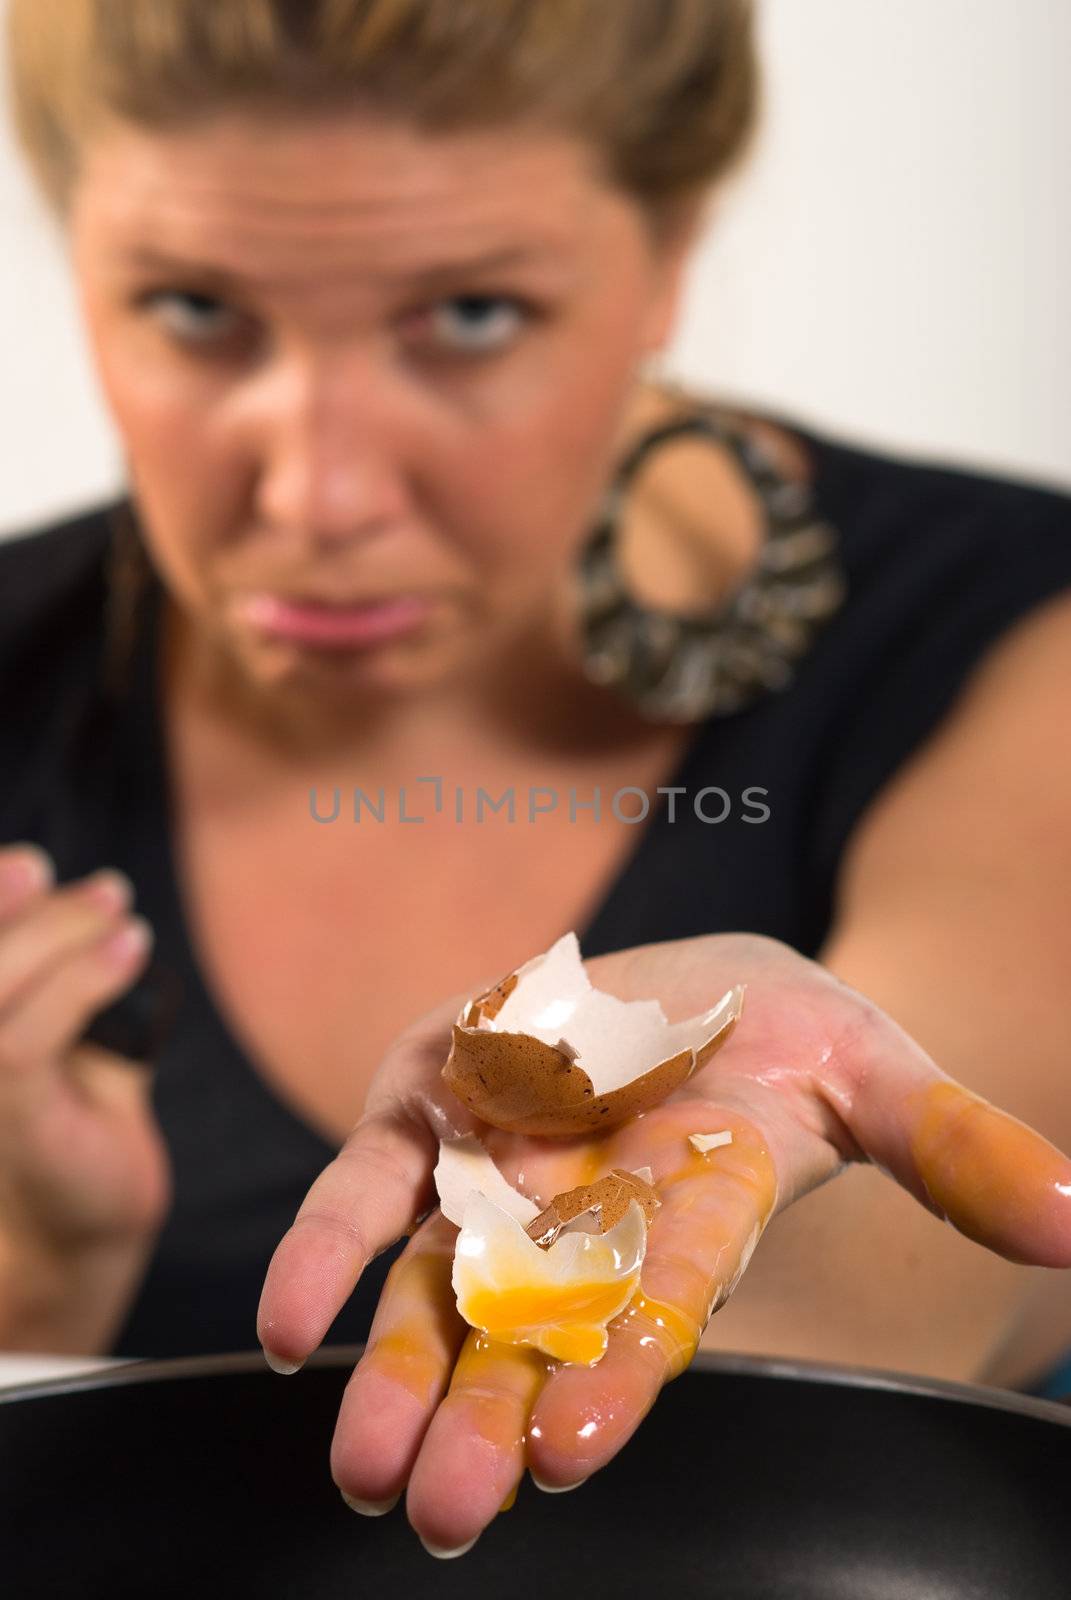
442 1023 737 1137
461 971 518 1028
442 1024 599 1135
525 1169 661 1249
441 931 745 1137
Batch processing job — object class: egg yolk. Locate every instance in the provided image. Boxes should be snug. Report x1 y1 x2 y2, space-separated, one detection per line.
463 1280 635 1364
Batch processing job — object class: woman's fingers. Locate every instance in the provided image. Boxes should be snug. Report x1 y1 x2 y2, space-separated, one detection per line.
828 1034 1071 1266
257 979 495 1376
526 1107 779 1488
256 1105 438 1368
523 993 1071 1490
0 845 54 916
0 863 148 1079
0 918 153 1083
329 1212 543 1556
331 1208 545 1556
0 866 130 1005
688 943 1071 1268
330 1212 467 1513
328 1103 777 1547
406 1333 547 1556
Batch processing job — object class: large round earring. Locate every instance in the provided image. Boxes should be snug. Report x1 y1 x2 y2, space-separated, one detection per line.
572 404 848 723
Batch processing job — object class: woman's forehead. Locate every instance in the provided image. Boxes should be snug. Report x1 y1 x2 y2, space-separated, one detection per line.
69 110 627 295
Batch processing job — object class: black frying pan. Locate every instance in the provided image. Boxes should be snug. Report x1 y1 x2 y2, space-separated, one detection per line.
1 1347 1067 1599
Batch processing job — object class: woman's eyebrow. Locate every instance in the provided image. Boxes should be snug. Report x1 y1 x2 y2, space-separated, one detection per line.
119 242 569 289
401 245 564 282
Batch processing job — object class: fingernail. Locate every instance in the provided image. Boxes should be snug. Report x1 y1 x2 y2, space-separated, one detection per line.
341 1490 399 1517
262 1348 304 1375
84 869 134 912
0 846 54 895
101 917 153 963
419 1533 480 1559
530 1472 587 1493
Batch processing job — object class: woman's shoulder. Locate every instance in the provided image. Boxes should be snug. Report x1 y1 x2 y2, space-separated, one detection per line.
0 499 121 701
663 384 1071 619
0 500 117 637
0 503 119 824
760 423 1071 918
791 418 1071 560
698 390 1071 546
799 425 1071 668
719 402 1071 659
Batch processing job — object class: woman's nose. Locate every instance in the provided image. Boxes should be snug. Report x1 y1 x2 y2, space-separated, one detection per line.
256 361 415 548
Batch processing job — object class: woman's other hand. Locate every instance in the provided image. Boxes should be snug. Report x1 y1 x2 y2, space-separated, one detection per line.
0 844 170 1352
258 932 1071 1555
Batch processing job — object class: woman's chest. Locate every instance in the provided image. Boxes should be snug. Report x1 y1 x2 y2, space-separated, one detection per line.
172 767 677 1147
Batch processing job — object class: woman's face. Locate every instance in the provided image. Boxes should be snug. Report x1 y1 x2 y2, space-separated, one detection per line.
69 109 698 710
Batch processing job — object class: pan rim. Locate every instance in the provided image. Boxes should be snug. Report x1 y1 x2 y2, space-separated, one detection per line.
0 1343 1067 1427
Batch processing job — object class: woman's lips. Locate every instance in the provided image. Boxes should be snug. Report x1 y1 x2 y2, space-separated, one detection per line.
237 591 434 648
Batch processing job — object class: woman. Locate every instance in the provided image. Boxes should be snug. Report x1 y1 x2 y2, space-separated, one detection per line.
2 0 1070 1556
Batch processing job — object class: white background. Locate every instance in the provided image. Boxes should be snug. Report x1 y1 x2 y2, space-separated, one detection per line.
1 0 1068 539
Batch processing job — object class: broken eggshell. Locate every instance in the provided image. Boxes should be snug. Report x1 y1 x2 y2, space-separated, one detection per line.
524 1167 661 1249
453 1190 647 1366
689 1130 734 1154
442 931 745 1137
434 1132 540 1229
434 1135 656 1364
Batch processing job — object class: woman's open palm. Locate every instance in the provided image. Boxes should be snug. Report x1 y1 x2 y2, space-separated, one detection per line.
257 933 1071 1556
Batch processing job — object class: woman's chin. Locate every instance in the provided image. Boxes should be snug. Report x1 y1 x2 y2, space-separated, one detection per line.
237 625 464 701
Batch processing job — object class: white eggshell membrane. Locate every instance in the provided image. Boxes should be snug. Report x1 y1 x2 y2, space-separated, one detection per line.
479 931 742 1094
452 1191 647 1364
688 1130 734 1153
434 1134 540 1229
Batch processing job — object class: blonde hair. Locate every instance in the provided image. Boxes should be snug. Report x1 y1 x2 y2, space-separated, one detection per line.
7 0 759 232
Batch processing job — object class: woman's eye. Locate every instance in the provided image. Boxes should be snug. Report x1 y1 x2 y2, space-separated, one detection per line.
137 288 532 358
142 290 248 346
420 295 531 355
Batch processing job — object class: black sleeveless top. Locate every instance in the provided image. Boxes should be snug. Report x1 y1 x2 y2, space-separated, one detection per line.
2 415 1071 1382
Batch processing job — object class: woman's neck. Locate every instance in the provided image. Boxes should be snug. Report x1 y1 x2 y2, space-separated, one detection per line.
160 581 663 785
